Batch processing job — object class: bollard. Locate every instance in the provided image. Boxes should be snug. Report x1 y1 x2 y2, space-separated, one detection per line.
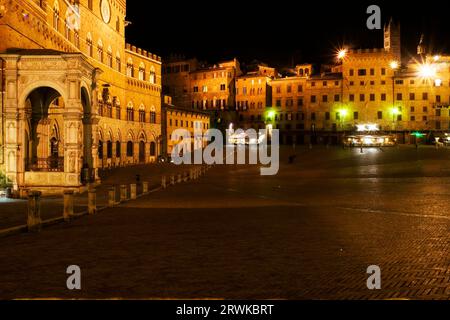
27 191 42 232
177 174 182 183
161 176 167 189
130 184 137 200
88 187 97 215
63 190 74 221
120 184 128 202
171 175 175 185
108 187 116 207
143 181 149 194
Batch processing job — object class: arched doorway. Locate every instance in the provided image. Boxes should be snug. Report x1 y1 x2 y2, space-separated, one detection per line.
25 87 65 172
139 141 145 163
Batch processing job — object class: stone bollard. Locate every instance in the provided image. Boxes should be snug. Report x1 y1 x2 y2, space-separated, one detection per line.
177 173 182 183
120 184 128 202
130 184 137 200
27 191 42 232
171 175 175 185
108 187 116 207
63 190 74 221
161 176 167 189
143 181 149 194
88 187 97 215
184 172 189 182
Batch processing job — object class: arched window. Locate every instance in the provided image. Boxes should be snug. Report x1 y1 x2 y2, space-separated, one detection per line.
138 63 146 81
138 105 145 122
107 141 113 159
126 102 134 121
115 141 121 158
86 33 93 57
107 47 113 67
116 52 121 72
150 142 156 156
114 97 121 120
149 106 156 123
126 141 134 157
149 66 156 84
64 11 71 40
127 58 134 77
97 40 104 63
53 1 60 31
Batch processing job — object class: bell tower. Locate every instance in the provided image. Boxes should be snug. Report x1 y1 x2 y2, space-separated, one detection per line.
384 18 401 62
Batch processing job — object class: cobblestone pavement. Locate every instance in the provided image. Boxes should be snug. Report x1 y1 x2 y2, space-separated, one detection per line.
0 146 449 299
0 163 192 230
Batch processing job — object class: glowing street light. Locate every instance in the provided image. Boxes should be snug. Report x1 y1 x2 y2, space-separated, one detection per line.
417 63 437 79
390 60 399 70
337 49 347 61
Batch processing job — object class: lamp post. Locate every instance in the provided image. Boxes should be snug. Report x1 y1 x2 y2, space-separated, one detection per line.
390 61 399 133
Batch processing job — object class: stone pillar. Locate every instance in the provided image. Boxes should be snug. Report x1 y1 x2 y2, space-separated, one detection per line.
130 183 137 200
108 186 116 207
27 191 42 232
161 176 167 189
142 181 149 194
171 175 175 185
63 190 74 221
120 184 128 201
88 187 97 215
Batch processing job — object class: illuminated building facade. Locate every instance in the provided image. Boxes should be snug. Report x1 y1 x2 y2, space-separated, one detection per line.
0 0 162 195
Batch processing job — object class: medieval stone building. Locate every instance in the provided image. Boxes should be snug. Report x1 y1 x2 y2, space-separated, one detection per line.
0 0 162 195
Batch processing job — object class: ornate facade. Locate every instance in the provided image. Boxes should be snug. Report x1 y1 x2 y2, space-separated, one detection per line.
0 0 162 195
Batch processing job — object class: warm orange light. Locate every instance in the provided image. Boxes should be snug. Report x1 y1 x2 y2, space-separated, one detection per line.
389 61 399 70
337 49 347 60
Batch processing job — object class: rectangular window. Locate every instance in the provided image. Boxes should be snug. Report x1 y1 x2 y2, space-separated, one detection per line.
381 93 386 101
409 93 415 100
349 69 354 76
297 85 303 92
354 111 359 120
360 94 365 102
377 111 383 120
397 93 403 101
311 95 316 103
349 94 355 102
423 92 428 100
322 95 328 103
334 94 340 102
325 112 330 120
381 68 386 75
370 68 375 76
297 98 303 107
370 94 375 101
358 69 367 76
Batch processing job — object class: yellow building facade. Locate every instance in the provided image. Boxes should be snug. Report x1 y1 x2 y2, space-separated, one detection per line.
164 96 210 155
0 0 162 195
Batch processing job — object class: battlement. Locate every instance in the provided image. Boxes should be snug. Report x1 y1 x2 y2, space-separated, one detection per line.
125 43 162 62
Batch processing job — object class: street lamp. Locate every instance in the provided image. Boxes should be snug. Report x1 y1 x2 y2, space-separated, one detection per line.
337 49 347 61
390 61 400 133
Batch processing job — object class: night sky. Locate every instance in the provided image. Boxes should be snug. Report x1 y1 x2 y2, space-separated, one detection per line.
125 0 450 68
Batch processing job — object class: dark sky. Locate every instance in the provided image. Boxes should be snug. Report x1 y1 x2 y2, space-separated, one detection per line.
125 0 450 67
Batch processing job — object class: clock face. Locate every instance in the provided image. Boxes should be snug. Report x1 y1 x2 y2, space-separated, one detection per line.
100 0 111 24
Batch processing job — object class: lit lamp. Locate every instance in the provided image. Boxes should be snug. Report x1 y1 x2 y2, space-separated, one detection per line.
338 109 348 130
337 49 347 61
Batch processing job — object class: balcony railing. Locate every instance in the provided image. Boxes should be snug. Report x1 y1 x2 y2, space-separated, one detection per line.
28 157 64 172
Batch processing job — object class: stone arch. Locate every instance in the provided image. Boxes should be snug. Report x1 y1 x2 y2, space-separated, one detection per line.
19 81 67 109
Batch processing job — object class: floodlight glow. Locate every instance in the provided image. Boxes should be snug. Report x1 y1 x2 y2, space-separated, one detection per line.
418 63 437 78
337 49 347 60
390 61 399 70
